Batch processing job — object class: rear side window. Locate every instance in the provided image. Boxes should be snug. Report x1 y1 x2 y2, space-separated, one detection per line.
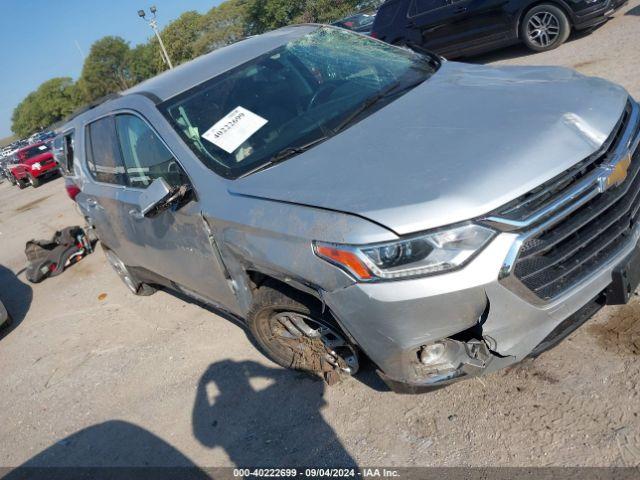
85 117 126 185
52 136 64 164
64 131 75 174
409 0 448 16
53 131 75 174
114 114 187 188
374 2 402 28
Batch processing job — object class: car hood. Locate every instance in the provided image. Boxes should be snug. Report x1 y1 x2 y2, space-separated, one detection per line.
229 61 629 235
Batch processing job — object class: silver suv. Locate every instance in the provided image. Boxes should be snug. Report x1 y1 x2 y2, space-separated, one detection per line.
59 25 639 392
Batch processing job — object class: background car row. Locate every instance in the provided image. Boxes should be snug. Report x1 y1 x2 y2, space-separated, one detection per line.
0 132 59 189
337 0 626 56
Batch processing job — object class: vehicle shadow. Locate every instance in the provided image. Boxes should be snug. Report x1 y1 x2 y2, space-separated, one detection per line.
167 287 391 393
162 287 247 331
464 43 535 64
192 359 358 467
0 265 32 339
467 23 607 64
35 171 63 188
351 359 392 392
626 3 640 15
3 420 209 480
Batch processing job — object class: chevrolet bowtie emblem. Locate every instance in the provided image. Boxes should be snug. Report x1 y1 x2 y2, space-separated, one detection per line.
599 152 632 192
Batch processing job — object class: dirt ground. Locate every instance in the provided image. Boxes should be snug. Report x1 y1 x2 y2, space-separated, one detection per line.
1 3 639 470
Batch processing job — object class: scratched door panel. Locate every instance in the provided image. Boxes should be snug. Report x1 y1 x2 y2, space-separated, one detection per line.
134 201 239 310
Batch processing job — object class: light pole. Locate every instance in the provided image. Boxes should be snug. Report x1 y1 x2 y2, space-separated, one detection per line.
138 6 174 69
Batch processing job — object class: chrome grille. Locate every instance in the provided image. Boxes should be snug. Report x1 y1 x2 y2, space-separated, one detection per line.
489 100 640 302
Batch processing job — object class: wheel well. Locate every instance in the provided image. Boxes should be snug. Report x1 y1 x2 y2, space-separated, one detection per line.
517 0 573 36
246 270 358 346
246 270 323 311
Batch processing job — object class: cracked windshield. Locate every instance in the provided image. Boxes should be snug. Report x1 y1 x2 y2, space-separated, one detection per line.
160 27 436 178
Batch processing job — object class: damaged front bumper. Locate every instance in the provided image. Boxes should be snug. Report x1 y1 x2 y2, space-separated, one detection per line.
322 226 636 393
378 336 501 393
32 162 60 179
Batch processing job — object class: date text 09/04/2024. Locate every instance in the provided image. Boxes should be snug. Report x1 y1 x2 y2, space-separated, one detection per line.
232 468 400 477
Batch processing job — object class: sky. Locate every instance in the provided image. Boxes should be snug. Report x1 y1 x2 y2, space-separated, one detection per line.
0 0 221 138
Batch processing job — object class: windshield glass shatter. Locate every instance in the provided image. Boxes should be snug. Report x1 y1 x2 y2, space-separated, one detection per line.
159 27 438 179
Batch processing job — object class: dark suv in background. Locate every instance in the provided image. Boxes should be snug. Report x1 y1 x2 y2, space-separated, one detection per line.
371 0 621 57
332 11 378 33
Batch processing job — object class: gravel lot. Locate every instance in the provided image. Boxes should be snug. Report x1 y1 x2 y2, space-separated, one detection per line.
1 3 639 470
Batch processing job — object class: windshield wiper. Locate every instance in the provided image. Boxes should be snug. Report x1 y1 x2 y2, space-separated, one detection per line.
238 76 428 179
237 136 330 178
330 76 428 135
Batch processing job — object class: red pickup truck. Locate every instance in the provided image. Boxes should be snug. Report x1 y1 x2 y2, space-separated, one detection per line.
10 142 60 188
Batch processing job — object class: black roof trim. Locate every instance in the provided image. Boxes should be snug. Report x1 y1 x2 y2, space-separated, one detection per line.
63 93 122 124
134 91 163 105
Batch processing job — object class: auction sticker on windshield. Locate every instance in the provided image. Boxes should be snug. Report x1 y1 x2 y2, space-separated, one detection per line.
202 106 268 154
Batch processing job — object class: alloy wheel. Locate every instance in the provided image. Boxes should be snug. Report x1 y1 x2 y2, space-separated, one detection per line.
268 311 358 374
526 11 561 48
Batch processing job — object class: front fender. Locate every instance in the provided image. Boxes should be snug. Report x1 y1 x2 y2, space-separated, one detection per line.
10 166 27 180
201 193 398 314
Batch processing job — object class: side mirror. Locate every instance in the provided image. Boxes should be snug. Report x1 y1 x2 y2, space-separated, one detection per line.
138 177 172 217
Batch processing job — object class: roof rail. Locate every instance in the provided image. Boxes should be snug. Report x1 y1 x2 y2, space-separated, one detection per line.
63 92 122 124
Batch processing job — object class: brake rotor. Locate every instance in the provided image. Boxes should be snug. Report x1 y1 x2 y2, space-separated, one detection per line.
270 311 359 376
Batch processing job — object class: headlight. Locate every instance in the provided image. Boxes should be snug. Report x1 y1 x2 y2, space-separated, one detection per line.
32 162 41 170
314 223 495 281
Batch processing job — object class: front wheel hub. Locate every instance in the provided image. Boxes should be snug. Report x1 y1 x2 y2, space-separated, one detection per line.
270 311 359 375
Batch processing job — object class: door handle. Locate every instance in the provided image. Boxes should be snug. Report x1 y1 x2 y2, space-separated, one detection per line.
453 5 467 12
129 208 144 220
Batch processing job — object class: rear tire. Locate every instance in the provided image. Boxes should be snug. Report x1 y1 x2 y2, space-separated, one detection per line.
102 246 156 296
521 4 570 52
0 315 12 335
28 174 40 188
0 302 11 332
246 281 358 376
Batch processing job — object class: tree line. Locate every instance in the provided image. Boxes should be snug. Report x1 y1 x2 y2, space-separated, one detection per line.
11 0 375 137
